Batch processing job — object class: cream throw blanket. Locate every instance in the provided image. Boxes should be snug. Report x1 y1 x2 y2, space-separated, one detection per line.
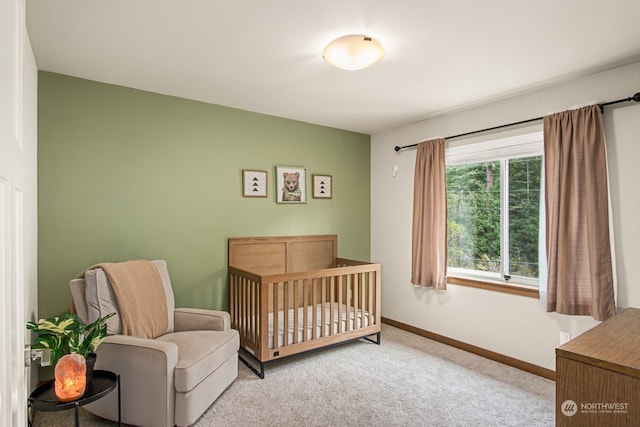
79 260 169 339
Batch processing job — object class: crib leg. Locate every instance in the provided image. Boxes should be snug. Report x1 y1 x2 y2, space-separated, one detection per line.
238 349 265 379
363 332 381 345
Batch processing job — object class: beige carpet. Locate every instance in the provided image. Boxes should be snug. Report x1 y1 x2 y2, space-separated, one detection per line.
32 324 555 426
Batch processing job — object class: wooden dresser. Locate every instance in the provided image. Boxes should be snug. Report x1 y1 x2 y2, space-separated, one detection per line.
556 308 640 426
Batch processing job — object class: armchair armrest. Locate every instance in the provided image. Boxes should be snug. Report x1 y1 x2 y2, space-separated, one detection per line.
90 335 179 427
96 335 179 379
98 335 178 357
174 308 231 332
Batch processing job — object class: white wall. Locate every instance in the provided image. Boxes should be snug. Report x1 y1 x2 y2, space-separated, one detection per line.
371 61 640 371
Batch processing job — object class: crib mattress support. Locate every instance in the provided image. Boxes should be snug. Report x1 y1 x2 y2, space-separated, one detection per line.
239 331 381 379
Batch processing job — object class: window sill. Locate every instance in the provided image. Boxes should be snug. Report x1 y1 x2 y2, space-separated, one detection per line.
447 275 539 299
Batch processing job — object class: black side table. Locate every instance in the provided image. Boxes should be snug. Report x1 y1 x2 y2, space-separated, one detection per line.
28 369 121 427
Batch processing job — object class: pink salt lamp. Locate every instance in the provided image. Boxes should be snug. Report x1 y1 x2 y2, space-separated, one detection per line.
54 354 86 402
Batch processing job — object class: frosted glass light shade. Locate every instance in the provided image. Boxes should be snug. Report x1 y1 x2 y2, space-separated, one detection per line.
323 35 384 70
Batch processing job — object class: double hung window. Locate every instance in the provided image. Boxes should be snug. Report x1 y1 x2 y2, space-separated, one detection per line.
446 132 543 288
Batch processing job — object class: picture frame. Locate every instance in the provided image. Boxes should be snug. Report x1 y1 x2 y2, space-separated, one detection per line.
242 169 268 197
312 174 332 199
276 166 307 203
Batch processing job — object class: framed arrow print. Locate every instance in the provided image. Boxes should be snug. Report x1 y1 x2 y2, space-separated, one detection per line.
242 169 268 197
312 174 332 199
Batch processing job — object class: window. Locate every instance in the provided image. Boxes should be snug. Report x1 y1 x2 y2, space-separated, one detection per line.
446 132 543 288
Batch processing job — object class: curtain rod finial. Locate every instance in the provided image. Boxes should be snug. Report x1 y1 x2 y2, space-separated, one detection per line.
633 92 640 103
394 146 401 152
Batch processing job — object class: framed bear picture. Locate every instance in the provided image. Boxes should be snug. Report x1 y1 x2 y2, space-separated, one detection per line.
276 165 307 203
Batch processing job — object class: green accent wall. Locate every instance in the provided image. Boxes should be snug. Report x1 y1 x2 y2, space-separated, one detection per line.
38 72 371 318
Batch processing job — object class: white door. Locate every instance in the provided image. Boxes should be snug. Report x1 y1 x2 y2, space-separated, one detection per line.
1 0 29 425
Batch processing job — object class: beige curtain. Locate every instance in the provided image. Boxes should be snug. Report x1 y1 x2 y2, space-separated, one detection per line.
543 105 616 321
411 138 447 289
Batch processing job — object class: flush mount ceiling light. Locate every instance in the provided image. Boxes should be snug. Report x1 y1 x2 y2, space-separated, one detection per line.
322 35 384 71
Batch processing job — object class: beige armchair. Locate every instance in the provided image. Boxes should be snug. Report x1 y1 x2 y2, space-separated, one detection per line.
69 260 239 427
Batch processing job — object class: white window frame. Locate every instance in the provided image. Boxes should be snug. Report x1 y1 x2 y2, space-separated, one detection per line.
446 131 543 288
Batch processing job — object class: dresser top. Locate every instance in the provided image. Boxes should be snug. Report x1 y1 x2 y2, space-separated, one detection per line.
556 308 640 378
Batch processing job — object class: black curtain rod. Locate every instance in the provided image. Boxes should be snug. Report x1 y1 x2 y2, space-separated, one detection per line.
394 91 640 152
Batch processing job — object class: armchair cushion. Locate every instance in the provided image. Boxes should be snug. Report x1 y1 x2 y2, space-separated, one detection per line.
157 329 239 392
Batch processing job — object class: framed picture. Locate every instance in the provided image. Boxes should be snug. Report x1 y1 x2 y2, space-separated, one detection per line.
276 166 307 203
312 174 332 199
242 170 268 197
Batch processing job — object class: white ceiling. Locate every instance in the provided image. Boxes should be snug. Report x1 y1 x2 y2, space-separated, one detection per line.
26 0 640 135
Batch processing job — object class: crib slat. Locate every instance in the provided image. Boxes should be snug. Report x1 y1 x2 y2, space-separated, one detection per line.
337 275 343 334
348 273 353 332
360 272 366 329
329 276 335 336
253 278 258 345
273 283 279 350
230 274 235 328
241 276 246 338
238 276 244 340
283 281 289 347
247 277 252 340
303 279 309 341
293 280 299 344
245 280 257 345
260 280 269 360
311 279 317 340
351 273 356 331
354 273 360 331
244 277 248 343
232 275 238 329
248 277 253 341
234 275 240 335
345 274 351 332
238 276 243 338
319 277 327 337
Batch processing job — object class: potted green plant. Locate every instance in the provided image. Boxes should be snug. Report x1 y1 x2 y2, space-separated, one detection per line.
26 312 116 369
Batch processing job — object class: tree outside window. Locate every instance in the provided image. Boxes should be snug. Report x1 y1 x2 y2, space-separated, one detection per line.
446 155 541 285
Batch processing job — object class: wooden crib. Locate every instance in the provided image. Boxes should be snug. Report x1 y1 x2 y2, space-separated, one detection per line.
228 234 381 378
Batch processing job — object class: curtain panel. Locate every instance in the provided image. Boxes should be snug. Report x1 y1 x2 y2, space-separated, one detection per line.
543 105 616 321
411 138 447 289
